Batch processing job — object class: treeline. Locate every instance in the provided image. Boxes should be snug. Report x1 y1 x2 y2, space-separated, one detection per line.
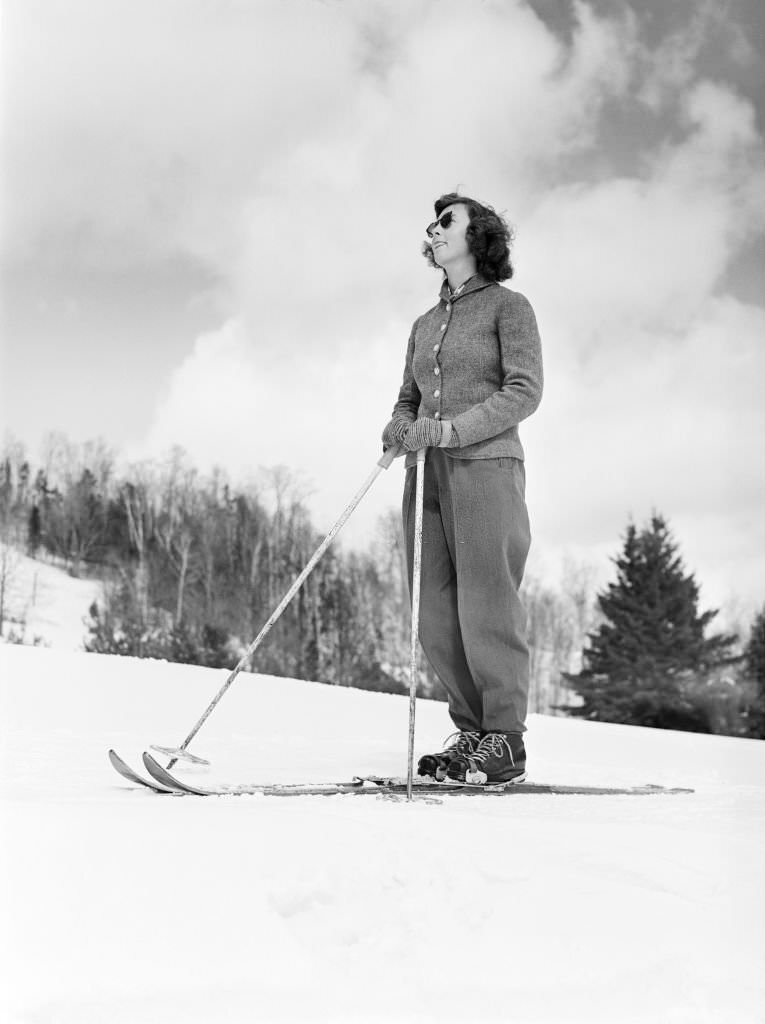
0 434 594 712
2 435 763 736
0 436 420 696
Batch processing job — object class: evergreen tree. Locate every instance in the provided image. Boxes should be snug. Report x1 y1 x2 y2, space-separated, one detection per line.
27 504 41 555
743 605 765 738
564 515 738 731
744 605 765 689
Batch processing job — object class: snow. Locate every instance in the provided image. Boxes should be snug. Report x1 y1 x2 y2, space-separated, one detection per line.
1 644 764 1024
0 551 101 650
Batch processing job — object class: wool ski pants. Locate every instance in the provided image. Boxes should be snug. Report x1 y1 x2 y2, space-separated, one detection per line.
403 449 531 735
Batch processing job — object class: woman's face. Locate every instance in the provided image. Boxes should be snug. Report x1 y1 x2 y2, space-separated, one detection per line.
427 203 471 268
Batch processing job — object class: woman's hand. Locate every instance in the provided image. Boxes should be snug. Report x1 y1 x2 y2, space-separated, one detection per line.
382 415 413 450
402 418 444 451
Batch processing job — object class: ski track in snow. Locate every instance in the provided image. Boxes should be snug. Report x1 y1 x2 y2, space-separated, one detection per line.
1 643 764 1024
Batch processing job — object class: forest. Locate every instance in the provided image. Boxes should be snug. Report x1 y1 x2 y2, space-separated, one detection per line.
1 434 763 737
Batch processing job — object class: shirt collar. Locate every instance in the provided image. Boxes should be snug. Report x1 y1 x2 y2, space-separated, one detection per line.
438 272 494 303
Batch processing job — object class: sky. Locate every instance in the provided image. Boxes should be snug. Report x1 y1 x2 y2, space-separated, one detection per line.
1 0 764 622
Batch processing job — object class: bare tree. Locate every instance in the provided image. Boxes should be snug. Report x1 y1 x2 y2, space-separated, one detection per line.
156 448 200 625
0 490 26 637
521 558 599 715
32 435 116 575
0 433 28 534
0 536 21 636
259 465 314 608
370 509 411 688
121 464 156 628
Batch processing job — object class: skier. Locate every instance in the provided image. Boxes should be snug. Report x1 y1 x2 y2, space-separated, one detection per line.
382 193 543 785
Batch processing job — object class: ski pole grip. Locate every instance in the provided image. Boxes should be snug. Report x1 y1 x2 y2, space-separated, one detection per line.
378 444 403 469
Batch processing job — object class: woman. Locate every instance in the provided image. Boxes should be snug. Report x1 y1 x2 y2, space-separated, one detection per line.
382 193 543 785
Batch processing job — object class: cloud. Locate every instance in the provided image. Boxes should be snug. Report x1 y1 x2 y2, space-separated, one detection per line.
5 0 764 608
4 1 635 273
3 0 363 266
514 69 765 609
121 0 652 543
222 0 642 366
128 314 412 540
526 293 765 523
522 81 765 346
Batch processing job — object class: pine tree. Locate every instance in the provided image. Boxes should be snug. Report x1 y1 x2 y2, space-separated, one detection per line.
564 515 738 731
744 606 765 689
743 605 765 738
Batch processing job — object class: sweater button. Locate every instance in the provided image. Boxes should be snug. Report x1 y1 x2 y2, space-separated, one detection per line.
440 323 446 331
445 304 451 312
434 367 440 375
433 389 440 398
433 344 440 352
434 412 441 419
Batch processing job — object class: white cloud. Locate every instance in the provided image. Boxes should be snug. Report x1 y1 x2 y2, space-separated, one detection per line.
524 293 765 612
129 314 413 542
4 0 636 271
3 0 363 266
514 66 765 609
5 0 764 608
522 81 765 346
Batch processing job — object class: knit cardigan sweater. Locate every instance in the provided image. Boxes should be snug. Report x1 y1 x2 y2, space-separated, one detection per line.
392 273 543 466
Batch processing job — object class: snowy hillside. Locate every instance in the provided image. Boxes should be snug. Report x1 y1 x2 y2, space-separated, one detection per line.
0 549 101 649
1 644 764 1024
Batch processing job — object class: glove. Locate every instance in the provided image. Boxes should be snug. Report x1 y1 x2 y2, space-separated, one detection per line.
402 418 443 451
382 415 413 449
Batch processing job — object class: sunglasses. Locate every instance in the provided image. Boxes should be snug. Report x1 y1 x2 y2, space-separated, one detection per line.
425 211 455 238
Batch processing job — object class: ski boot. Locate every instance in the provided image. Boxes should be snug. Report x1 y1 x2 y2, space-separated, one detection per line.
417 730 482 781
447 731 526 785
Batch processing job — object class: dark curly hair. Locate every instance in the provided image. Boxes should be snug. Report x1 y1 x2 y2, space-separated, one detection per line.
422 192 514 282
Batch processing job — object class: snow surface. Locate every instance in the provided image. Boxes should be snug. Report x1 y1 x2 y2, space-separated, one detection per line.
1 643 764 1024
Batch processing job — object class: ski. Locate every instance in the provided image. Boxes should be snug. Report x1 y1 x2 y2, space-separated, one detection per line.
142 753 367 796
108 749 175 793
141 754 693 798
351 775 693 797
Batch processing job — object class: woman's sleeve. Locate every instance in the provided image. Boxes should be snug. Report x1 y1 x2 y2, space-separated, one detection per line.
451 291 543 447
390 318 421 421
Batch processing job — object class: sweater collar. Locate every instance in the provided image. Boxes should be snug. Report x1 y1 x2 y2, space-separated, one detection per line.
438 272 494 303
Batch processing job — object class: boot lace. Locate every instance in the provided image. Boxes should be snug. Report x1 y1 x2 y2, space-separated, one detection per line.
442 730 481 756
468 733 515 768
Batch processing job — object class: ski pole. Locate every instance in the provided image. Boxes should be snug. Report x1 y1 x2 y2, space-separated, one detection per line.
157 444 403 770
406 447 426 801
